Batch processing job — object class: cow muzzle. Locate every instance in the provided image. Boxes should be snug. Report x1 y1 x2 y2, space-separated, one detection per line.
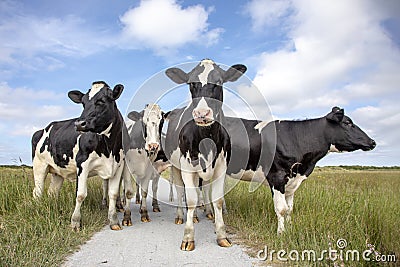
146 143 160 155
192 108 214 126
363 139 376 151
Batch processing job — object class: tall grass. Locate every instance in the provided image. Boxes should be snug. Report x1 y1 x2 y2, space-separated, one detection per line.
0 166 107 266
225 168 400 266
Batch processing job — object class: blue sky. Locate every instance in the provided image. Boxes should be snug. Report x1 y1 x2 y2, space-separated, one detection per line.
1 0 399 166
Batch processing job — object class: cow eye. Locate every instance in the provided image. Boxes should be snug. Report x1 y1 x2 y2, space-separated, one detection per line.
96 99 105 105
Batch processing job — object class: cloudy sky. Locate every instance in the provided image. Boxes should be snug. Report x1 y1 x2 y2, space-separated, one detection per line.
0 0 399 166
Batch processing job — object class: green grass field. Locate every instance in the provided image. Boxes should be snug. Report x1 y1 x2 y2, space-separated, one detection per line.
225 167 400 266
0 166 398 266
0 166 107 266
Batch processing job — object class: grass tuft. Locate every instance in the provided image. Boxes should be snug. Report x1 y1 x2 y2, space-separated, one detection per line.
0 166 107 266
225 168 400 266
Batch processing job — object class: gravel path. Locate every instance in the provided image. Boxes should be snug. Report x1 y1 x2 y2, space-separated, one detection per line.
63 179 258 267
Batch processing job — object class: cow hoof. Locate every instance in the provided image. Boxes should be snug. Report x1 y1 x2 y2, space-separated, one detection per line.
175 218 184 224
153 207 161 212
141 215 151 222
110 224 122 231
217 238 232 247
193 216 199 223
180 241 195 251
206 213 214 220
71 222 81 232
122 219 132 226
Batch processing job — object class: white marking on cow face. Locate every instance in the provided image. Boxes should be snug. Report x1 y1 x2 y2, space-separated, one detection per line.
142 104 163 154
88 83 104 100
198 60 215 87
100 123 113 138
192 97 214 126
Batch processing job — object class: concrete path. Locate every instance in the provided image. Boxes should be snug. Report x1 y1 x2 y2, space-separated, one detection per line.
63 178 258 267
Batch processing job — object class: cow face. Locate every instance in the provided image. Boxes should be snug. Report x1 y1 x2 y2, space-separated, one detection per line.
166 59 247 126
68 81 124 134
326 107 376 152
128 104 164 155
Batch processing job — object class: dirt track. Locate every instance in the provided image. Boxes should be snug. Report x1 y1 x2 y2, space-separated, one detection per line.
63 179 257 266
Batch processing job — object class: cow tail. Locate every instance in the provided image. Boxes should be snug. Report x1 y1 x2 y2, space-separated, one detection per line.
31 129 44 160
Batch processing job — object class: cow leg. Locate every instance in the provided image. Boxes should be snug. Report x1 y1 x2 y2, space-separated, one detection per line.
273 188 289 234
71 169 88 231
192 175 199 223
285 194 294 224
48 174 64 197
135 181 141 204
108 168 123 230
122 164 134 227
212 172 231 248
151 172 161 212
222 197 228 214
172 166 184 224
202 180 214 220
32 160 49 199
139 171 151 222
115 177 124 212
102 179 109 208
180 171 197 251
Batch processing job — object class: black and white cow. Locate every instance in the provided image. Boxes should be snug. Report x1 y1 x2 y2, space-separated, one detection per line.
31 81 133 231
204 107 376 234
164 59 247 251
122 104 170 224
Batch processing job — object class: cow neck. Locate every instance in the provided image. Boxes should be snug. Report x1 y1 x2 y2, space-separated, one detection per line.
102 111 123 153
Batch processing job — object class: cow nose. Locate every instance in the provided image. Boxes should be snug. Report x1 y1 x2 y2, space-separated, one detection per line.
75 120 87 131
193 109 211 120
370 139 376 148
147 143 159 153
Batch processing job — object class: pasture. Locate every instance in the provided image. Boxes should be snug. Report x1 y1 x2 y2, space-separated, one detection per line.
0 166 398 266
225 166 400 266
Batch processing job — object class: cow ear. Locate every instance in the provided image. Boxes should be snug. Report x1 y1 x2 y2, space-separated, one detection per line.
165 68 189 84
68 90 85 104
223 64 247 82
128 110 144 121
112 84 124 100
326 107 344 123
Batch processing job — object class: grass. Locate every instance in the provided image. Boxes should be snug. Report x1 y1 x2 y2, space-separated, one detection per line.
1 166 399 266
224 167 400 266
0 166 107 266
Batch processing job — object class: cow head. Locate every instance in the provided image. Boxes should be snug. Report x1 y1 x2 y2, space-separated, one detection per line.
128 104 164 156
326 107 376 152
68 81 124 135
165 59 247 126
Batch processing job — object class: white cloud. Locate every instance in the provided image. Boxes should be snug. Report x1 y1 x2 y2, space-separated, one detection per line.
244 0 400 165
248 0 400 115
0 82 80 136
119 0 223 55
0 4 115 73
244 0 292 31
